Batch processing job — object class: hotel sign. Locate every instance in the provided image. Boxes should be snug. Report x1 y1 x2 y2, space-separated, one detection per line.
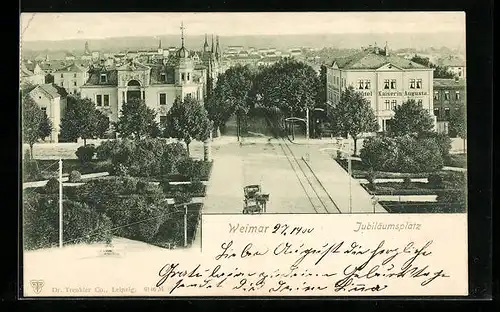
356 91 373 96
379 91 429 96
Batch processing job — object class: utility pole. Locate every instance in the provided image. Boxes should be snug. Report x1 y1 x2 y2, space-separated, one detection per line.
58 159 63 248
348 156 352 214
306 108 310 140
184 204 188 247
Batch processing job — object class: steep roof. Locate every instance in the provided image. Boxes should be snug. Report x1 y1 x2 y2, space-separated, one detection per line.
433 78 466 89
20 63 34 77
53 63 86 73
84 65 118 86
332 50 429 70
116 60 150 71
31 84 65 99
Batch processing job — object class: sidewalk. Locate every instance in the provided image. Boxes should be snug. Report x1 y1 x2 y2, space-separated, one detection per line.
202 154 244 214
23 172 110 189
305 150 387 214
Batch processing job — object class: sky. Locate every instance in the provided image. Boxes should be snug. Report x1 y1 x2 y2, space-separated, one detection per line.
20 12 466 42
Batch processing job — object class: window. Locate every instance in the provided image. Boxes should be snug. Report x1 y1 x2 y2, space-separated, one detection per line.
390 79 397 89
96 95 102 106
60 82 63 86
444 107 450 119
181 73 185 81
73 81 77 86
73 89 77 94
41 108 47 116
358 79 364 90
142 91 145 100
391 100 397 110
455 91 460 100
187 73 190 81
458 71 462 77
409 79 415 89
159 93 166 105
364 80 371 89
417 99 423 106
73 73 76 78
160 73 166 82
416 79 422 89
122 91 125 101
434 91 439 100
100 74 107 83
60 74 63 78
385 100 390 110
384 79 390 89
445 91 450 100
434 108 440 117
103 95 109 107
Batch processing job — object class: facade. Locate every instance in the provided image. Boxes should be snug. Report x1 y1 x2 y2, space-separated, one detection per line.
80 28 220 128
432 78 466 135
437 55 466 79
326 44 435 132
28 84 68 143
53 63 89 95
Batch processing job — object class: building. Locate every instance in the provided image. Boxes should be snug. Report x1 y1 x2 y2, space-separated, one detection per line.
27 84 68 143
436 55 466 79
80 24 217 130
432 78 466 135
20 62 46 85
53 63 90 95
326 43 435 132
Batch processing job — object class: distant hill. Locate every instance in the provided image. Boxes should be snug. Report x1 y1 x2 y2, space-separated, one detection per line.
20 32 465 59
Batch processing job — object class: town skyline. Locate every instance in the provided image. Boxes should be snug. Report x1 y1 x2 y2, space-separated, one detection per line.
21 12 465 42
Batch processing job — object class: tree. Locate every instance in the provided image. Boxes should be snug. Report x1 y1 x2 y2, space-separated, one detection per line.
59 95 110 145
410 55 431 67
205 64 254 141
411 55 456 79
22 95 53 158
328 86 378 155
250 58 320 131
163 95 212 157
115 98 158 140
448 105 467 152
387 99 434 137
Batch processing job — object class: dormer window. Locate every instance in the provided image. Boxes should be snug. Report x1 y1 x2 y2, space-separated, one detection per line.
100 73 107 83
160 73 166 82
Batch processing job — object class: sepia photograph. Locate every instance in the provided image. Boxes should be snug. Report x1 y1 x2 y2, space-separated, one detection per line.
20 12 469 297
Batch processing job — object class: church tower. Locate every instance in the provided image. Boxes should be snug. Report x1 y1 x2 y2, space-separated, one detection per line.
175 21 194 86
203 34 209 54
215 35 221 62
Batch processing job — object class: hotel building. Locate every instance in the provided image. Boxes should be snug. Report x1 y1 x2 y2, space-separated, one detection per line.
326 44 436 132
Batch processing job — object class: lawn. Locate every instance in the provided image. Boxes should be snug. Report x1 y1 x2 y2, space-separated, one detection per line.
380 201 466 213
363 182 438 196
335 158 433 179
23 159 112 182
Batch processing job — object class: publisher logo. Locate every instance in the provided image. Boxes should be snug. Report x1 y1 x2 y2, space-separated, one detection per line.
30 280 45 294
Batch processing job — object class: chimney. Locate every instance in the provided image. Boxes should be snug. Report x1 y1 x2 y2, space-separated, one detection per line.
384 41 389 56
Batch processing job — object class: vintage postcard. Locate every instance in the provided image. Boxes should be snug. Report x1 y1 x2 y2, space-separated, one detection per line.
20 12 468 297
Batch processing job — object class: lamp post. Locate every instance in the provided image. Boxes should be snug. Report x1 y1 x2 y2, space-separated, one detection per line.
58 159 63 248
371 195 379 214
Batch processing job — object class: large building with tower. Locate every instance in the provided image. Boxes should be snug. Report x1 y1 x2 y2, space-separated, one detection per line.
80 24 223 127
326 43 436 132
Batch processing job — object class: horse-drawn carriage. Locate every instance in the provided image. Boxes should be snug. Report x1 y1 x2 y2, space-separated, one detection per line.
242 184 270 214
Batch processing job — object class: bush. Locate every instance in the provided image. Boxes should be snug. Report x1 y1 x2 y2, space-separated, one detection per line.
189 181 205 194
360 135 443 173
402 176 412 189
173 191 192 205
23 194 112 250
23 159 41 182
69 170 82 183
75 144 96 163
96 140 119 160
113 163 129 177
44 177 59 194
176 158 210 181
428 173 444 189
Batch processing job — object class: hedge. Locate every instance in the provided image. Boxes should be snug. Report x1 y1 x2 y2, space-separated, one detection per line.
380 201 465 213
